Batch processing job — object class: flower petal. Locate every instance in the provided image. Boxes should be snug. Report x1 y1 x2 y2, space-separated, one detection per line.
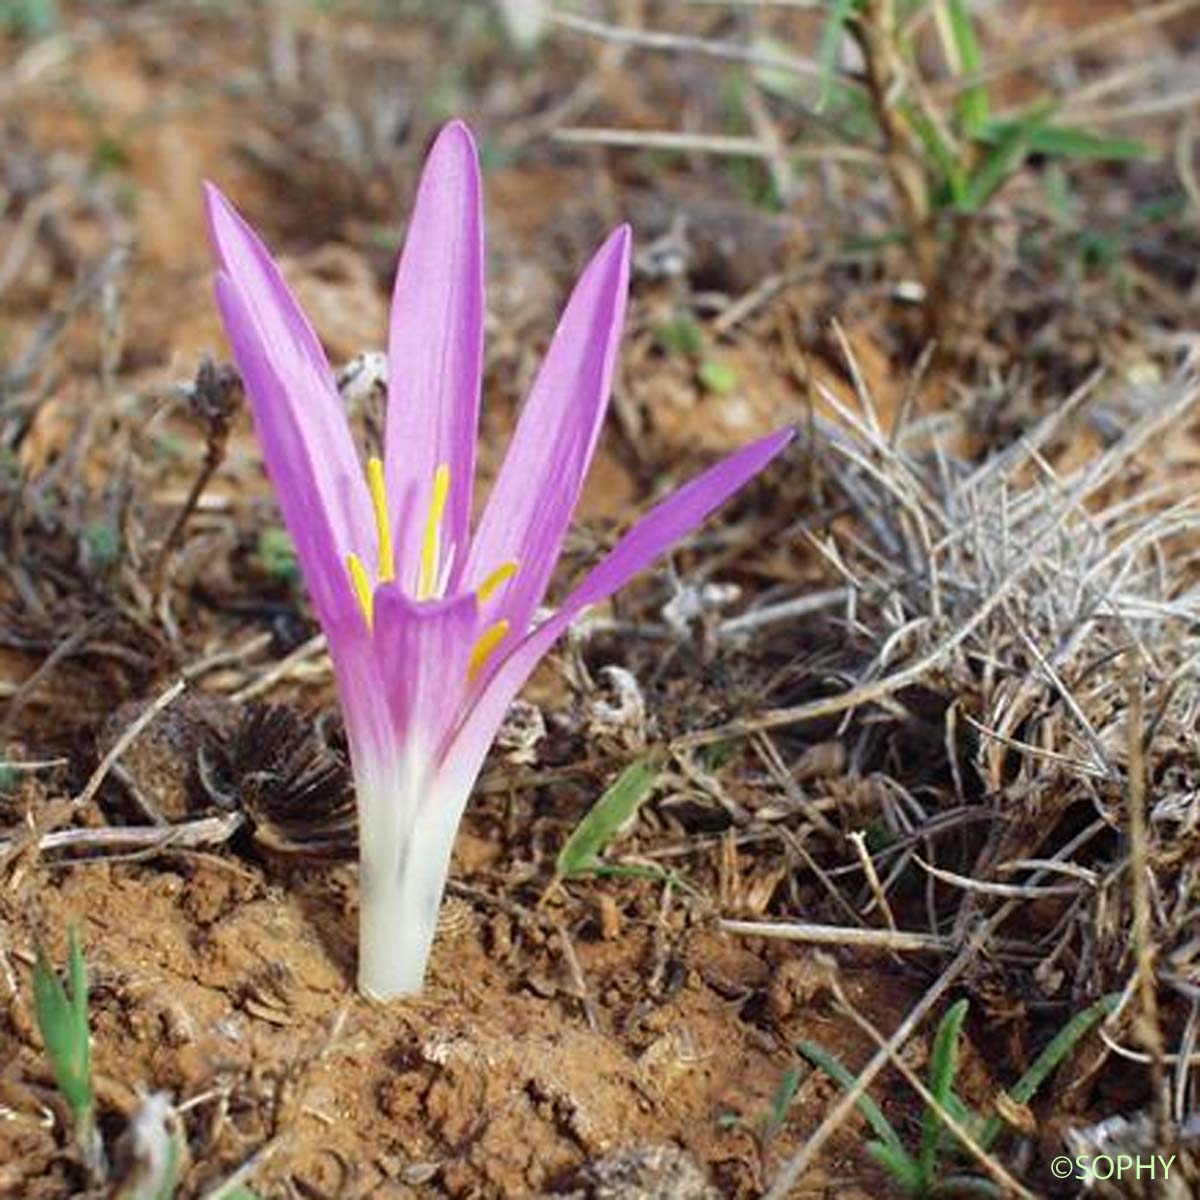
445 428 794 782
384 121 485 590
374 586 479 759
326 619 389 768
205 183 373 627
462 224 631 631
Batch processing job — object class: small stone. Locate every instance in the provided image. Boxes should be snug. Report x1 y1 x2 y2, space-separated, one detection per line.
539 1142 720 1199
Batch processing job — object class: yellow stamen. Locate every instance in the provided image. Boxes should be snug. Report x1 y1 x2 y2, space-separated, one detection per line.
418 464 451 600
468 619 509 680
367 456 395 583
346 552 374 628
477 560 518 604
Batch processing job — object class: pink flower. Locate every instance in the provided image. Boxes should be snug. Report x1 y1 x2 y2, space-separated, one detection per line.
206 121 793 997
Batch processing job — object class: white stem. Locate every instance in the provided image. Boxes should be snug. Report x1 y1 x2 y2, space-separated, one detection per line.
354 755 463 1000
358 836 451 999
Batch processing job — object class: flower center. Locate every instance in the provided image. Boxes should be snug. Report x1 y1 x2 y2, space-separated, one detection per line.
344 457 515 678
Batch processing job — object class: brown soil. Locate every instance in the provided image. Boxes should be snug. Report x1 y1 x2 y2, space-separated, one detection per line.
6 853 918 1198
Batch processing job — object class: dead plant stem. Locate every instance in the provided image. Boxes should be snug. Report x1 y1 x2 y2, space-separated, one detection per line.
1127 662 1169 1134
853 0 940 331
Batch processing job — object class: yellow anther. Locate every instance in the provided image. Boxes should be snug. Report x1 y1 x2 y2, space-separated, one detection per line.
346 553 374 629
477 560 518 604
367 456 395 583
418 464 451 600
468 619 509 681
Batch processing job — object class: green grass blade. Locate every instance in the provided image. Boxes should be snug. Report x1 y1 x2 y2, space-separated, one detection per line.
979 118 1143 160
816 0 856 112
579 862 704 899
979 992 1119 1149
1007 992 1119 1103
32 929 93 1121
919 999 969 1183
940 0 988 136
799 1040 912 1164
66 926 91 1108
980 119 1146 161
762 1065 803 1141
67 927 88 1030
942 0 983 73
943 1091 974 1125
939 1089 983 1153
960 105 1049 211
906 104 968 204
867 1139 924 1193
555 756 662 878
1028 125 1145 160
32 943 72 1062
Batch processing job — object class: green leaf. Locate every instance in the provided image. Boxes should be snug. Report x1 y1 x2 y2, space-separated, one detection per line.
92 132 129 173
867 1139 924 1193
555 757 662 878
154 1134 183 1200
655 317 704 359
799 1041 911 1164
960 106 1048 211
256 526 299 585
1028 125 1145 160
979 992 1118 1149
816 0 856 112
81 522 120 571
582 862 703 899
68 928 88 1032
941 0 988 136
32 946 70 1047
980 119 1145 161
32 927 93 1121
760 1065 802 1141
1007 992 1118 1103
942 1089 979 1137
0 0 58 38
698 359 739 396
919 999 968 1183
905 106 967 205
